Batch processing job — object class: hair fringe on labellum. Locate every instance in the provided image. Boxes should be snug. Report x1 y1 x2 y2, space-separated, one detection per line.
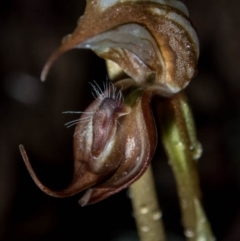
64 81 125 141
63 80 124 128
90 80 123 103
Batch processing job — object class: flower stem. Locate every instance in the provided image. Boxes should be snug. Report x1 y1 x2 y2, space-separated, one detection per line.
105 60 166 241
157 92 215 241
130 165 166 241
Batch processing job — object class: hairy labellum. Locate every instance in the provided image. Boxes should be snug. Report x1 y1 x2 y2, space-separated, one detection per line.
75 82 131 174
91 97 122 158
90 82 128 159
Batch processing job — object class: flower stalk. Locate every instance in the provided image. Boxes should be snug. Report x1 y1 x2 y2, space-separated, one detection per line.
157 92 215 241
130 165 166 241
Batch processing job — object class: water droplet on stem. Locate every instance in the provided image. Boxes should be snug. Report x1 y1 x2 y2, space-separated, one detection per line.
152 211 162 220
184 228 195 238
141 226 150 232
140 205 149 214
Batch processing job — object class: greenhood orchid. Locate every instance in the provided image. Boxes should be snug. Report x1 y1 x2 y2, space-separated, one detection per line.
20 0 199 206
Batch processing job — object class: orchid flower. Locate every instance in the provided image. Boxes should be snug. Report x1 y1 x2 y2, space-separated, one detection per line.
20 0 215 240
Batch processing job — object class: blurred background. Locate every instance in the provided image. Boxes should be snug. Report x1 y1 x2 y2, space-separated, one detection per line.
1 0 240 240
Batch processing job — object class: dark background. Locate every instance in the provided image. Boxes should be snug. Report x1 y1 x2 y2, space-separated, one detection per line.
1 0 240 240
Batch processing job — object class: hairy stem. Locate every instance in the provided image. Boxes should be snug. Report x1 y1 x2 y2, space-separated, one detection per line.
130 165 166 241
157 92 215 241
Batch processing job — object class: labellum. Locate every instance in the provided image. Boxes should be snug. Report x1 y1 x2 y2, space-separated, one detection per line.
20 0 199 205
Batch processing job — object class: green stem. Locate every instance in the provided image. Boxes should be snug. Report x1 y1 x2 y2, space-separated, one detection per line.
157 92 215 241
130 165 166 241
